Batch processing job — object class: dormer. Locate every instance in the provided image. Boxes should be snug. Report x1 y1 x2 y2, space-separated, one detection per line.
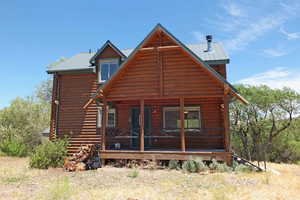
90 40 126 83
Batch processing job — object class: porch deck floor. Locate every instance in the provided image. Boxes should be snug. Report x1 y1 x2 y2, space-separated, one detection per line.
100 148 231 162
104 148 225 152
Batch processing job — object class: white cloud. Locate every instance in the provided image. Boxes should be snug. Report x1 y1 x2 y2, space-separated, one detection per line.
279 27 300 40
223 3 245 17
223 15 287 51
237 67 300 92
198 1 300 52
263 48 287 57
192 1 300 52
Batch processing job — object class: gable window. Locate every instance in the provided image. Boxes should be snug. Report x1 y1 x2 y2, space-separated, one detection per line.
163 106 201 130
99 60 119 82
97 107 116 128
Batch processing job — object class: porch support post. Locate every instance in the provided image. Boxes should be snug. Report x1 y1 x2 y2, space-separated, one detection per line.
140 99 145 151
101 98 108 151
223 94 230 152
180 97 186 152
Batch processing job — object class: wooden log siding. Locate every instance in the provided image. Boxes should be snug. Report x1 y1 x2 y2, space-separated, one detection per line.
211 64 227 79
107 51 160 99
106 49 223 99
56 74 98 137
97 45 121 59
49 74 58 140
163 50 223 96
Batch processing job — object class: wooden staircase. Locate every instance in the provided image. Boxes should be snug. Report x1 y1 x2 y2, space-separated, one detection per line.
233 153 264 171
68 134 101 155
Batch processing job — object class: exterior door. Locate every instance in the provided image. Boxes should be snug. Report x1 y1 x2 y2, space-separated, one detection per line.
131 107 151 149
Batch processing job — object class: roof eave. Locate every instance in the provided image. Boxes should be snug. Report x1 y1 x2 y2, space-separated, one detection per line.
47 67 94 74
205 59 230 65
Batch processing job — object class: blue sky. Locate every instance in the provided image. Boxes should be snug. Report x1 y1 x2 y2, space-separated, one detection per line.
1 0 300 108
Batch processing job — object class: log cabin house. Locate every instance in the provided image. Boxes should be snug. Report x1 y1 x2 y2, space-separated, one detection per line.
47 24 248 165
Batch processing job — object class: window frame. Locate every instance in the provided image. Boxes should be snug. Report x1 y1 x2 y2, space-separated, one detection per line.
98 58 119 83
97 107 116 128
162 106 201 131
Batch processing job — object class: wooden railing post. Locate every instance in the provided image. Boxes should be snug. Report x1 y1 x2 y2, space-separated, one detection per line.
223 87 230 152
140 99 145 152
102 98 107 151
180 97 186 152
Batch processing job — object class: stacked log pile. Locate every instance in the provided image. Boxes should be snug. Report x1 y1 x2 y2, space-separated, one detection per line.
64 144 101 172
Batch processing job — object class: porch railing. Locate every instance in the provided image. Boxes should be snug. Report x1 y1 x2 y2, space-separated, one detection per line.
105 127 224 151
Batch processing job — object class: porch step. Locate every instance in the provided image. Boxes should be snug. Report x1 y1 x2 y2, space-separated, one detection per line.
70 137 100 142
233 154 264 171
70 134 100 138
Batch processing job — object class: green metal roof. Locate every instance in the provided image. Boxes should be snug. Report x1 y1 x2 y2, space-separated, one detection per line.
47 35 229 74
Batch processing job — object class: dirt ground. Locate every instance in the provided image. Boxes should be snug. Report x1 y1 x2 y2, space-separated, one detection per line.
0 156 299 200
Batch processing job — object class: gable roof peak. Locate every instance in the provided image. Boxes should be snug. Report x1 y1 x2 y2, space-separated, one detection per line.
89 40 126 64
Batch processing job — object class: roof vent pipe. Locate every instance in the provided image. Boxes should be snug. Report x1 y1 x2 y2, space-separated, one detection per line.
205 35 212 52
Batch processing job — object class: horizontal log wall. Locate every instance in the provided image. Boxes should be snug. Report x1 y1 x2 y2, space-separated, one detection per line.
163 50 223 96
107 51 160 99
211 64 226 79
106 49 224 99
49 74 58 140
57 74 98 137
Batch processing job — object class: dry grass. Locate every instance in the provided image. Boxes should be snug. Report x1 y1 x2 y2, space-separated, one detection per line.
0 156 300 200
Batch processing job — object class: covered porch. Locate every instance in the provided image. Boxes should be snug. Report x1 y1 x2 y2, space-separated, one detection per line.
98 96 232 164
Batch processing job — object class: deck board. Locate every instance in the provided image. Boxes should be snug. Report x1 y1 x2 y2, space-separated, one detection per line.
100 149 231 162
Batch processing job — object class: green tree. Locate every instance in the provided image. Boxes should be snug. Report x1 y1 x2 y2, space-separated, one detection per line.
230 85 300 162
0 79 52 156
0 98 50 151
35 78 53 103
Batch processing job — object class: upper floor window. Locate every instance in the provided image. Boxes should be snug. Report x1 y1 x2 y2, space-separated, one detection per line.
99 60 119 82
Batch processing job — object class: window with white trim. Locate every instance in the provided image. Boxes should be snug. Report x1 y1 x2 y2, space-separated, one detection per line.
97 107 116 128
99 60 118 82
163 106 201 130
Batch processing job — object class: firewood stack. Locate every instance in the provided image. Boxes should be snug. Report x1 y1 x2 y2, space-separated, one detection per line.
64 144 101 172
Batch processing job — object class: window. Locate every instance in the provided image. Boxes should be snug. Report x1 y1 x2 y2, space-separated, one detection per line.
163 106 201 130
97 107 116 128
99 60 118 82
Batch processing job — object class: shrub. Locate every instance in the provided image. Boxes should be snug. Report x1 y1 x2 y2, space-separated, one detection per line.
29 138 68 169
234 164 254 172
0 137 27 157
193 157 209 172
127 169 139 178
209 159 219 170
209 159 232 172
168 160 181 170
182 158 210 173
0 151 5 156
232 160 239 171
215 163 232 172
182 160 198 173
142 159 158 170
